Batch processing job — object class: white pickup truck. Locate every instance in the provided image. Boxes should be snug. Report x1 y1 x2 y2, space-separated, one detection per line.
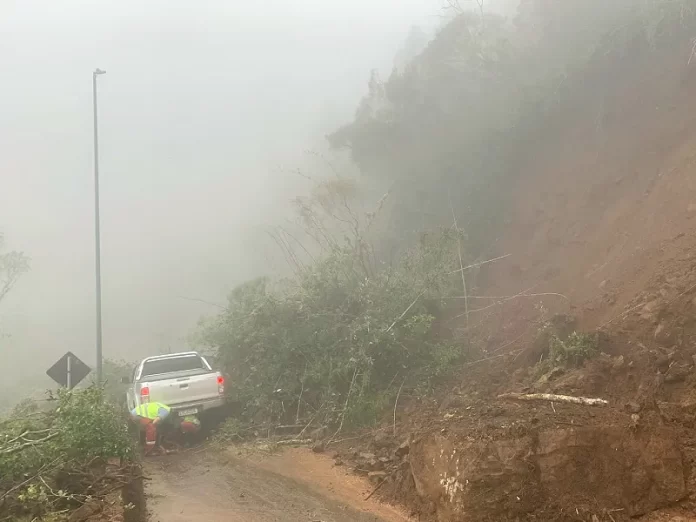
125 351 225 418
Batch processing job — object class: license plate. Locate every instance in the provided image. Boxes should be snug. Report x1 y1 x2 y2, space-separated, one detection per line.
177 408 198 417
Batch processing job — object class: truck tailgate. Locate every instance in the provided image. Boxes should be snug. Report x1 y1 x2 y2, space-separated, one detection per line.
146 373 219 407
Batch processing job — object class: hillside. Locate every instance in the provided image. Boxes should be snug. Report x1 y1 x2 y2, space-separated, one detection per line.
482 36 696 338
188 2 696 521
456 22 696 372
323 2 696 521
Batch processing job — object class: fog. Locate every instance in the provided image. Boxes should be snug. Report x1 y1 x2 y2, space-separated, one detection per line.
0 0 516 401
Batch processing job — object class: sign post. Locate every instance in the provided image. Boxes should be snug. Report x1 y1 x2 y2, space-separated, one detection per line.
47 352 91 390
66 354 72 390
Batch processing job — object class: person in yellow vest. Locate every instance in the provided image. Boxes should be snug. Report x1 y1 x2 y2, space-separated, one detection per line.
130 402 171 455
179 415 202 447
179 415 200 433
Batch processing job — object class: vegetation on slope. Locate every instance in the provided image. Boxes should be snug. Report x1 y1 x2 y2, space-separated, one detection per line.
329 0 696 255
0 387 136 520
198 179 469 430
0 233 29 309
199 1 696 433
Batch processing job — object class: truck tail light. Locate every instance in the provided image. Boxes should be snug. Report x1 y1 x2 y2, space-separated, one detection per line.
217 375 225 395
140 386 150 403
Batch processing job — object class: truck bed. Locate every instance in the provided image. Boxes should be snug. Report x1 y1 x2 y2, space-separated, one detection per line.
127 352 225 415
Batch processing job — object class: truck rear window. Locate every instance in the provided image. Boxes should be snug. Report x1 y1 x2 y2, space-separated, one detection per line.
141 355 205 377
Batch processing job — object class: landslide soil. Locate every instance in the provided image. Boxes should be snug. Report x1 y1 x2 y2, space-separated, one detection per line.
474 35 696 361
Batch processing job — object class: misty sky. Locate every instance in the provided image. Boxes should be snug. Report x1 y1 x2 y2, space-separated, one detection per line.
0 0 516 393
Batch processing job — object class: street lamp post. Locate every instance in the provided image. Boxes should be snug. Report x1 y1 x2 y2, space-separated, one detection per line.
93 68 106 383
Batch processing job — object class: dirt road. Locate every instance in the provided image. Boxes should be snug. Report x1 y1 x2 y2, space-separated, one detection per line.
145 446 411 522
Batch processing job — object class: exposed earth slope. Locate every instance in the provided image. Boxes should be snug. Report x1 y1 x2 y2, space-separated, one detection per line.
340 14 696 522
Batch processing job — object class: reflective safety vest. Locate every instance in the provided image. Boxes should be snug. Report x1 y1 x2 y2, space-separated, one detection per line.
133 402 171 420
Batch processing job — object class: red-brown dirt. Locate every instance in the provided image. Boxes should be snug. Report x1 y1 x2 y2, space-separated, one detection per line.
478 38 696 352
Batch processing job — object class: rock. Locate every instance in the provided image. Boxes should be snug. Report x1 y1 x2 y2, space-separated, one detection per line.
655 323 676 345
487 405 506 418
368 471 388 484
643 299 661 313
657 401 682 422
665 364 691 383
371 431 392 449
665 373 685 384
357 452 380 470
680 399 696 413
654 353 670 371
69 501 102 522
611 355 625 371
654 372 666 388
624 401 642 414
395 439 410 458
533 367 565 391
547 367 565 380
372 459 386 471
640 311 657 323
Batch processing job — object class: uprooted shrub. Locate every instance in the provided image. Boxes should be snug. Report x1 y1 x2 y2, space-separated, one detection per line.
547 331 599 367
535 330 600 378
0 386 136 519
197 228 469 432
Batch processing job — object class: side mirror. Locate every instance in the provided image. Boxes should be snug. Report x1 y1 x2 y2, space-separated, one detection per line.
120 376 131 384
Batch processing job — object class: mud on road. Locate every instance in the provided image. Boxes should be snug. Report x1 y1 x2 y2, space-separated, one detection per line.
145 446 411 522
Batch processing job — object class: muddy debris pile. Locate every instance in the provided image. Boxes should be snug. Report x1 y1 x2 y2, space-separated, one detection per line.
409 425 684 521
333 331 696 522
338 404 691 521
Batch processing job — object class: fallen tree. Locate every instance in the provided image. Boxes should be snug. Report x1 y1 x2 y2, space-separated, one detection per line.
0 387 138 520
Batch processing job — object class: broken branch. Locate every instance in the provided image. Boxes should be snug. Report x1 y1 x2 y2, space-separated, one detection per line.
497 393 608 407
1 431 59 454
364 475 389 501
385 290 425 333
450 196 469 327
449 253 511 274
393 380 405 436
